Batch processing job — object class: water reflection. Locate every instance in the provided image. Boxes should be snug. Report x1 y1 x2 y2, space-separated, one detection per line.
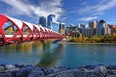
37 43 64 67
0 41 42 54
0 41 45 65
0 43 116 67
0 41 64 66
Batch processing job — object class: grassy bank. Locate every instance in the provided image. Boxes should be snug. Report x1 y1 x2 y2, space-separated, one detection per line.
66 34 116 43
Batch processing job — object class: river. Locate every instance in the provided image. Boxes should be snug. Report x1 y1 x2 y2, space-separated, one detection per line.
0 41 116 68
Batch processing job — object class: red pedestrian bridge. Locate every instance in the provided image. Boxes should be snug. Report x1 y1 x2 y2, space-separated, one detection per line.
0 14 64 46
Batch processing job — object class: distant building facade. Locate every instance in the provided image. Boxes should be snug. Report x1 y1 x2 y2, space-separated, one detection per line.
80 23 85 29
82 21 96 37
65 25 80 37
47 14 55 29
59 23 65 35
82 28 96 37
77 24 81 28
111 25 116 34
79 23 85 33
52 23 59 33
96 20 111 35
108 25 116 34
89 21 96 28
39 16 46 27
65 20 114 37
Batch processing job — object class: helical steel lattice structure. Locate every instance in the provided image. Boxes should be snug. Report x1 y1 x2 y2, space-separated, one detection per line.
0 14 64 46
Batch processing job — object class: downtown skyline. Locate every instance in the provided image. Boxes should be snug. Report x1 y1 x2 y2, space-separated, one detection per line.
0 0 116 26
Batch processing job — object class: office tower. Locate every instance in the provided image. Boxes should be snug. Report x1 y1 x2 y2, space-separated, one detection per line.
59 23 65 35
39 16 46 27
52 22 59 32
96 20 111 35
47 14 55 29
82 28 96 37
59 23 65 29
77 24 81 28
89 21 96 28
80 23 85 29
81 21 97 37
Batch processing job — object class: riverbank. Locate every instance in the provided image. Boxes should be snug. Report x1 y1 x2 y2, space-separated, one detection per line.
57 40 116 45
0 64 116 77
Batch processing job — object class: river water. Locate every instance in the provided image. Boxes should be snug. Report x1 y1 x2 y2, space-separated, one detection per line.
0 41 116 68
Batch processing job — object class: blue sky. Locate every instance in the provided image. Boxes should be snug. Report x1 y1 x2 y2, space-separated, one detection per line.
0 0 116 26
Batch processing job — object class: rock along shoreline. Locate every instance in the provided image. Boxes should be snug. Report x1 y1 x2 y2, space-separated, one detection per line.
0 64 116 77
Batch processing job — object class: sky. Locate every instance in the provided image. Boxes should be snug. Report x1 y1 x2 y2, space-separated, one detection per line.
0 0 116 26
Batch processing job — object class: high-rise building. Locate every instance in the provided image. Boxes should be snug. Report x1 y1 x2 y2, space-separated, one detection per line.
79 23 85 33
96 20 111 35
80 23 85 29
82 21 97 37
47 14 55 29
82 28 96 37
77 24 81 28
59 23 65 29
51 23 59 32
89 21 96 28
59 23 65 35
39 16 46 27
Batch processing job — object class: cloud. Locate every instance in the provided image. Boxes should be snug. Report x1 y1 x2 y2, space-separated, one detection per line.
1 0 31 15
81 2 87 5
1 0 63 21
77 0 116 22
78 16 98 21
78 0 116 14
92 12 104 16
60 17 68 21
53 22 59 25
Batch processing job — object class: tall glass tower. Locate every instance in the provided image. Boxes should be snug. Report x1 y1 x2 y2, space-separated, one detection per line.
52 23 59 32
47 14 55 29
39 16 46 27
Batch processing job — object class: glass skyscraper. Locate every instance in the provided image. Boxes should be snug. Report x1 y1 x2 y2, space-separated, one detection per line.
52 23 59 32
39 16 46 27
47 14 55 29
96 20 111 35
